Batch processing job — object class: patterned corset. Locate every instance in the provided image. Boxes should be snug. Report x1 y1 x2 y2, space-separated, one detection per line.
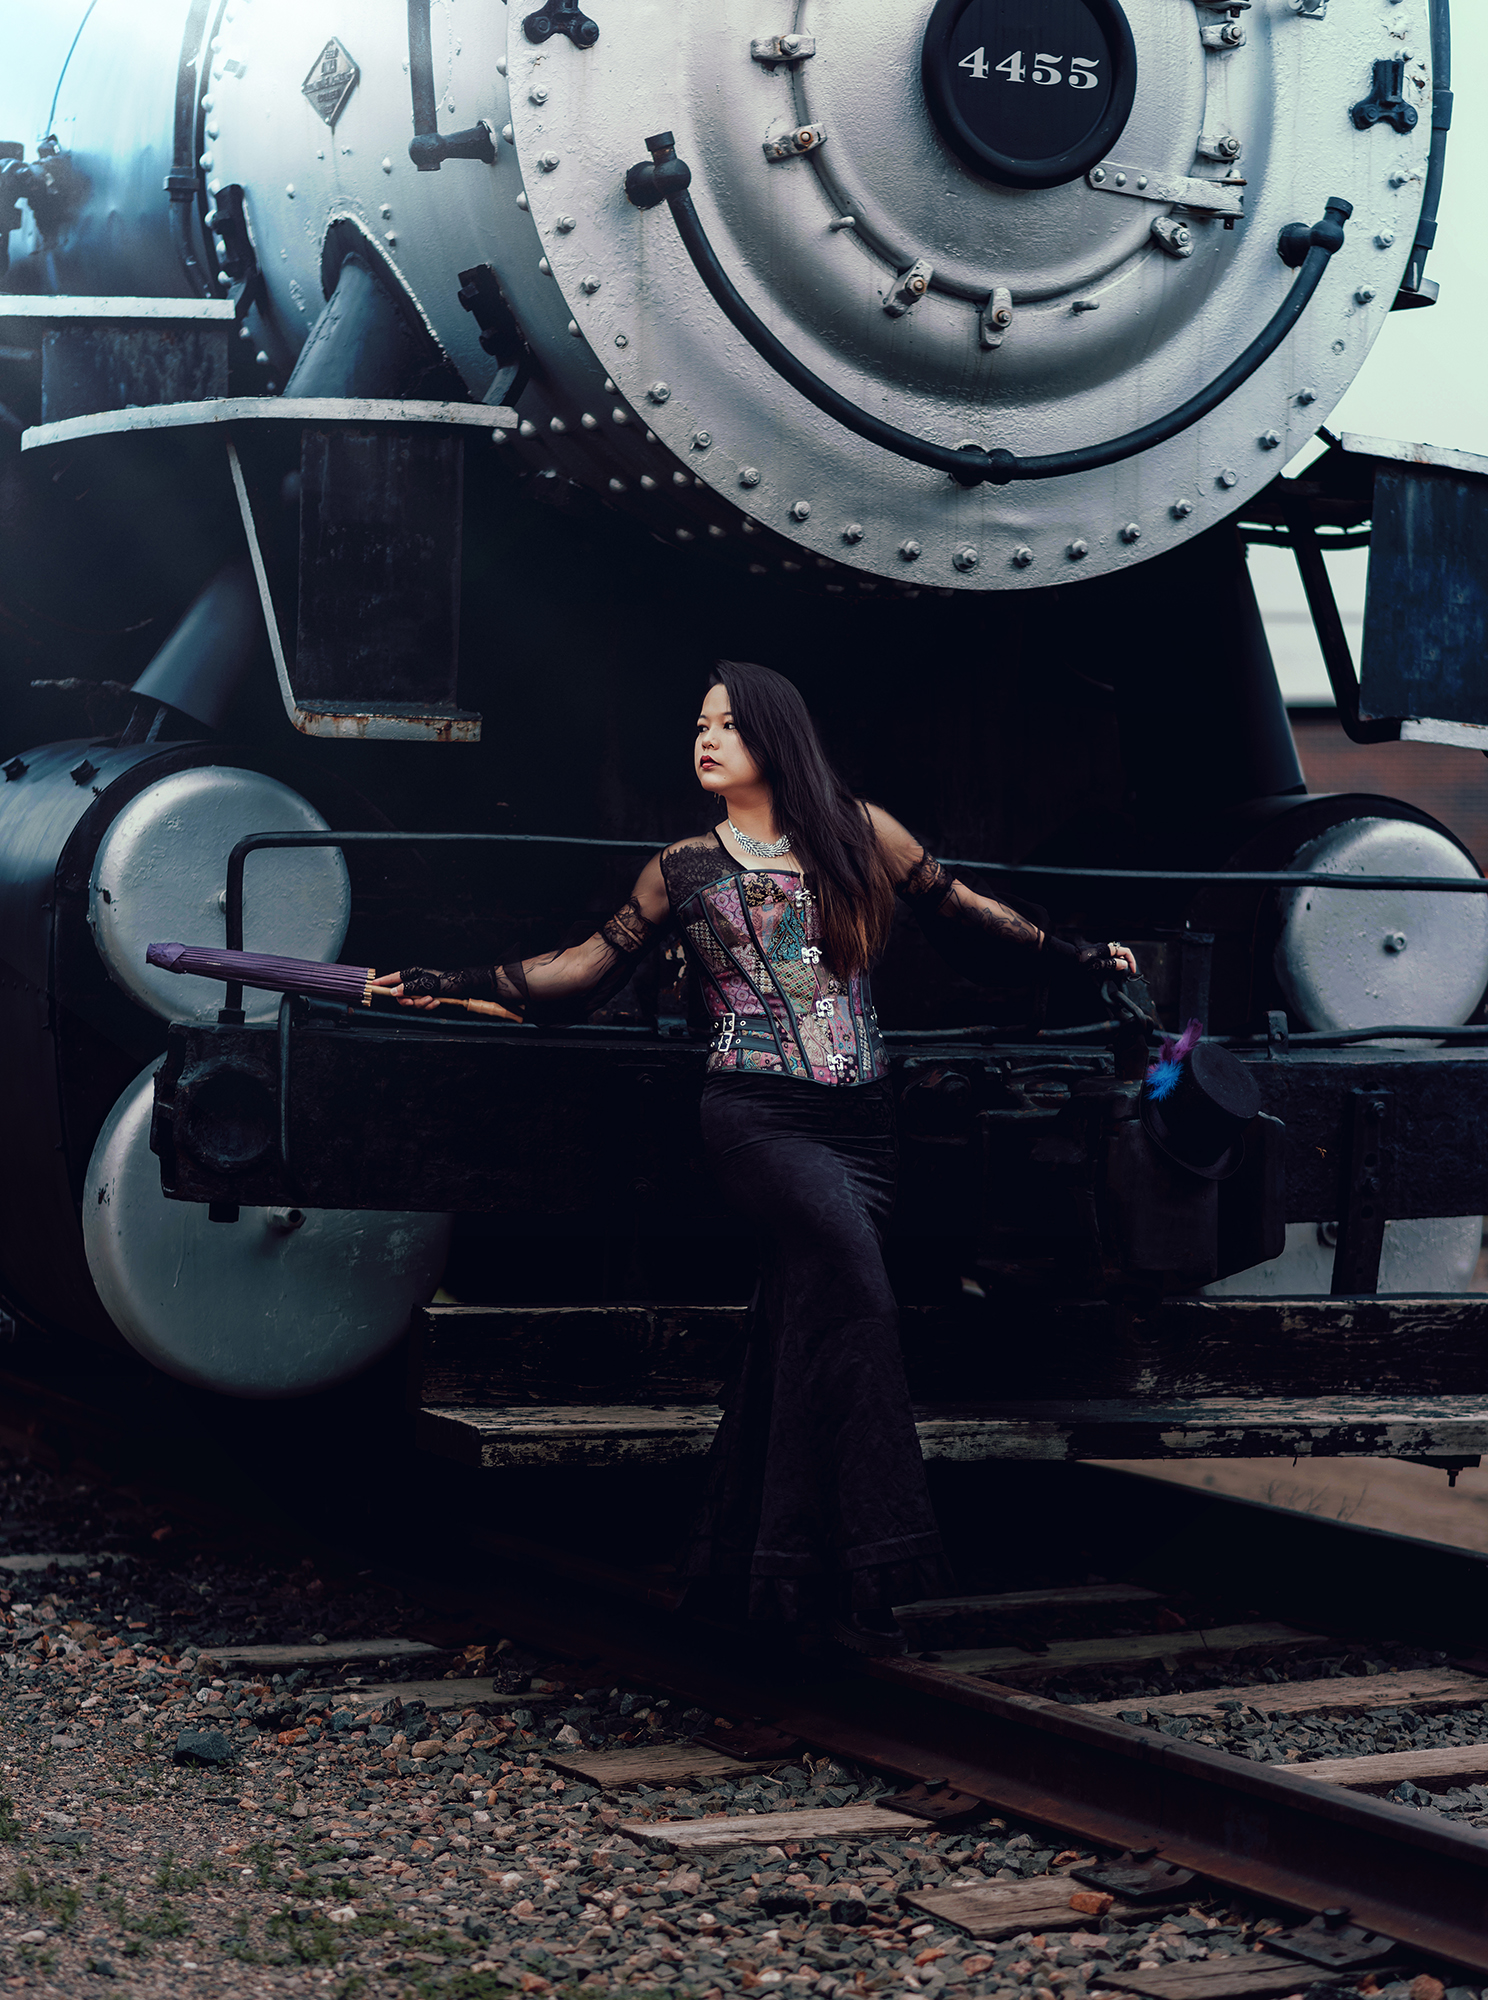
662 843 886 1087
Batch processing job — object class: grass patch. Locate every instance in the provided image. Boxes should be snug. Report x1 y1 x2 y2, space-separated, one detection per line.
6 1869 81 1928
0 1795 22 1842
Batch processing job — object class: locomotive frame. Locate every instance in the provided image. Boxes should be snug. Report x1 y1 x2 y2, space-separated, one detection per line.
3 0 1488 1481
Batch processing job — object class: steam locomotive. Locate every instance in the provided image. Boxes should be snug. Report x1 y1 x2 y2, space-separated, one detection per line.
2 0 1485 1476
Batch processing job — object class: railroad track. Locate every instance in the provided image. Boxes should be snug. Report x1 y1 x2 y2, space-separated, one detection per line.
3 1329 1487 1982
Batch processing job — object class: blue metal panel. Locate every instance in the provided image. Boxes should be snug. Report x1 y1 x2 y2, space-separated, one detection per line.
1360 463 1488 726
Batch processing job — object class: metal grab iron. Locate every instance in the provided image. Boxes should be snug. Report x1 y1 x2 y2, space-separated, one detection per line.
628 133 1353 489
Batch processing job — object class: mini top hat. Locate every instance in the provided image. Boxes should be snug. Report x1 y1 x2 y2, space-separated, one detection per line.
1141 1019 1260 1181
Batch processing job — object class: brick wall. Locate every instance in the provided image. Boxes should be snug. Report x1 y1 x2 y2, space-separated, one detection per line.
1290 711 1488 870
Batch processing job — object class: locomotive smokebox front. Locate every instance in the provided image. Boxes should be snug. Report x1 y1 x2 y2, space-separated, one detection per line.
13 0 1424 594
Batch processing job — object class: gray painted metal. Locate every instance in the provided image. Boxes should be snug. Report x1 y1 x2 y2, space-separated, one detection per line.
1272 817 1488 1034
18 396 518 453
86 765 349 1026
0 0 1436 590
83 1061 451 1397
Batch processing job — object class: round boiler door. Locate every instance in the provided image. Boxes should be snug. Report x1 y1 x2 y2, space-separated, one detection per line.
88 767 350 1026
83 1063 452 1399
922 0 1136 190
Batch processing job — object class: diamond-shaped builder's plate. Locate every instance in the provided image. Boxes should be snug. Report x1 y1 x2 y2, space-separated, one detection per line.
302 38 359 127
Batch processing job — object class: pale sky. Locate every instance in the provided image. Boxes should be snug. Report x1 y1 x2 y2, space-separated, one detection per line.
1256 8 1484 701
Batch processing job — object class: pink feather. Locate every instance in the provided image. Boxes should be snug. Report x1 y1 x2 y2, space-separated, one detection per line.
1154 1017 1203 1069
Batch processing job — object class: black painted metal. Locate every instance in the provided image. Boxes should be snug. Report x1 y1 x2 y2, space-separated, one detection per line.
1284 494 1400 744
128 560 264 731
919 0 1138 192
1397 0 1451 308
405 0 498 168
1332 1089 1392 1295
1359 459 1488 731
637 130 1352 489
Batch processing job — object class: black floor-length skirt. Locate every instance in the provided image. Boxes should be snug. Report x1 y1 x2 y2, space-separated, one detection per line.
682 1070 952 1626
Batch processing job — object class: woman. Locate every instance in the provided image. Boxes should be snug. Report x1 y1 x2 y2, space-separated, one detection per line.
376 661 1135 1654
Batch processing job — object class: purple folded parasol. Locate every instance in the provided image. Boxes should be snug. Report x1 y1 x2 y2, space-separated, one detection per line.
147 942 376 1003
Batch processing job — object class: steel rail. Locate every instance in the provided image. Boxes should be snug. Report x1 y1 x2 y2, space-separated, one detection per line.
408 1538 1488 1974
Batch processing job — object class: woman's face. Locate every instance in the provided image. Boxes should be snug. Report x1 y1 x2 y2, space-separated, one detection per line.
695 684 765 800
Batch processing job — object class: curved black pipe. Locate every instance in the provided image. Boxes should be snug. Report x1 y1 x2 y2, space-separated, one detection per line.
166 0 214 298
1397 0 1451 307
405 0 496 170
629 134 1352 489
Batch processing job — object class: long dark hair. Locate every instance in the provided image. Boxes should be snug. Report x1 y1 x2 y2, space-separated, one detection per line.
709 660 895 977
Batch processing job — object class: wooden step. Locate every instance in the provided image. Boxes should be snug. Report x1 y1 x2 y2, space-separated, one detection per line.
418 1398 1488 1471
1081 1667 1488 1724
903 1874 1188 1940
896 1584 1163 1622
413 1296 1488 1403
1292 1743 1488 1791
933 1623 1321 1679
619 1804 918 1854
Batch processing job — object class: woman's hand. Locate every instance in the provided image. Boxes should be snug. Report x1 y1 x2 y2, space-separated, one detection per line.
1075 941 1139 978
367 970 441 1010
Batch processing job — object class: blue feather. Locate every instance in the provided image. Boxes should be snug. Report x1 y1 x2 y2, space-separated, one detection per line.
1146 1059 1182 1102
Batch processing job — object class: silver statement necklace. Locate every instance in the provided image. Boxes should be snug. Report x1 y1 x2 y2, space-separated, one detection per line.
728 818 793 859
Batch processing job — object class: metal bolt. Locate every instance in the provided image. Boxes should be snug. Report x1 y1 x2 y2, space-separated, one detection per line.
676 528 694 542
647 381 670 403
781 32 802 54
1382 931 1408 954
501 124 514 143
581 413 598 430
789 499 811 522
1376 229 1396 249
1259 429 1282 450
640 475 657 490
1012 546 1033 568
739 466 761 488
692 431 712 449
516 192 530 210
1296 385 1317 406
382 156 393 174
614 334 628 348
380 203 392 219
567 320 581 337
530 86 549 104
549 416 566 434
555 214 577 232
519 419 537 437
673 471 689 486
608 476 626 492
952 545 979 572
1171 498 1194 519
496 57 508 75
1091 167 1107 184
538 257 552 275
255 349 270 366
385 232 397 247
829 214 856 231
538 151 560 172
580 275 601 293
899 539 921 562
1137 174 1148 190
1355 285 1376 305
1120 522 1142 544
1115 172 1127 187
611 408 629 425
708 524 726 538
1067 539 1089 560
842 523 864 544
1217 467 1239 489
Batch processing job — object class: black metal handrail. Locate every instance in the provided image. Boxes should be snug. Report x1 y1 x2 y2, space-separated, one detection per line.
219 828 1488 1018
626 130 1353 489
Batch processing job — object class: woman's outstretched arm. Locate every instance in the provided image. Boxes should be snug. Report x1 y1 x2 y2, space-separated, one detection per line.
865 803 1137 977
370 852 671 1017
